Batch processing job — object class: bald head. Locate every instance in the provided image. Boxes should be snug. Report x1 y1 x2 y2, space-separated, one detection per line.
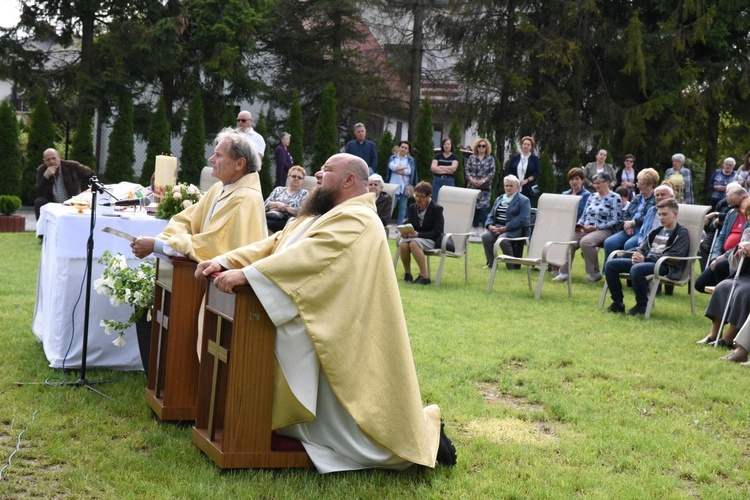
236 110 253 132
43 148 62 170
320 153 369 202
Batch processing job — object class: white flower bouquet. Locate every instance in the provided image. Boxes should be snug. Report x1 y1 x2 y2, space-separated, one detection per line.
94 250 156 347
155 183 202 219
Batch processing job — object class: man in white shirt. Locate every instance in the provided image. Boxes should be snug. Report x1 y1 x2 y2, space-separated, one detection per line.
236 110 266 164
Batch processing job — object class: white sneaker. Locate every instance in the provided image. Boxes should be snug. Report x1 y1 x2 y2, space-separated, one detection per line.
552 273 568 282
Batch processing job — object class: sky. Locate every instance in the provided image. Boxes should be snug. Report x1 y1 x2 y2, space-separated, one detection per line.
0 1 21 29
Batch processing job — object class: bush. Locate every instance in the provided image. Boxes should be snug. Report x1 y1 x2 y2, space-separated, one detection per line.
0 195 22 215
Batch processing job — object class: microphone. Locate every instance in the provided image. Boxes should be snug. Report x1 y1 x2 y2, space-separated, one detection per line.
101 198 150 207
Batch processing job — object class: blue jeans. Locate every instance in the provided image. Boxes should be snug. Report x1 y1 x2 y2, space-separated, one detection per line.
432 176 455 204
603 231 640 264
396 193 409 224
604 258 668 307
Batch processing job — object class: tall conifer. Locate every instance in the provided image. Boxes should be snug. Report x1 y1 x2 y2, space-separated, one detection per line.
104 94 135 183
313 82 338 169
140 97 171 185
180 89 206 186
0 101 22 196
23 94 57 204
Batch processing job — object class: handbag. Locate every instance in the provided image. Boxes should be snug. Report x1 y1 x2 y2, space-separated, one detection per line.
404 184 415 197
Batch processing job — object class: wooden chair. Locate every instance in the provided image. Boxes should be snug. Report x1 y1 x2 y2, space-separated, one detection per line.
488 193 581 298
598 203 710 318
393 186 479 286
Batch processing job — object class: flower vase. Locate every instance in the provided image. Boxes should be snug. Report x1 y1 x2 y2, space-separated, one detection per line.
135 313 152 376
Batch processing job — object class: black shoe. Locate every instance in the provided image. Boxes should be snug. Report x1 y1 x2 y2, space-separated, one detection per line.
414 275 431 285
606 302 625 314
711 338 732 349
627 305 647 316
404 273 413 283
436 421 457 467
696 335 715 345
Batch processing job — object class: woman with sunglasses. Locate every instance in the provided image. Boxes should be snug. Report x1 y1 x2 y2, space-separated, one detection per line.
264 165 309 233
465 138 496 234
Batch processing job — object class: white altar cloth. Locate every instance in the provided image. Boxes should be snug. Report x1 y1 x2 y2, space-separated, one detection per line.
32 203 167 370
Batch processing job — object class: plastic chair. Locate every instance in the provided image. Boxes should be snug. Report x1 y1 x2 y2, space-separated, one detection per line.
393 186 479 286
488 193 581 298
199 167 217 192
301 176 317 193
598 203 710 317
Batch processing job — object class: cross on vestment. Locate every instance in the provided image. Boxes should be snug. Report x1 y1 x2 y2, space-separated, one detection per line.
207 315 230 439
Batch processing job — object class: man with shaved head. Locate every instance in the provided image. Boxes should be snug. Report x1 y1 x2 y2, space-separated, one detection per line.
195 153 456 473
34 148 95 220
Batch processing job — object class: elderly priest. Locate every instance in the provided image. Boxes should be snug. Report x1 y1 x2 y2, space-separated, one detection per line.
131 129 267 262
195 153 456 473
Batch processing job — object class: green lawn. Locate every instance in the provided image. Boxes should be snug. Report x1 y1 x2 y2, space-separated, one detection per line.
1 231 748 498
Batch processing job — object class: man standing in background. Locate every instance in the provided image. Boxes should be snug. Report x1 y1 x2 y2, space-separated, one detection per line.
344 122 378 175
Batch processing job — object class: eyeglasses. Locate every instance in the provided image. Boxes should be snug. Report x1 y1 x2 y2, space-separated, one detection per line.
289 175 304 180
478 144 487 148
624 159 634 163
236 118 249 123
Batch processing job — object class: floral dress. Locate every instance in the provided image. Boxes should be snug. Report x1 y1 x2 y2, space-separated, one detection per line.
465 154 496 210
264 187 309 212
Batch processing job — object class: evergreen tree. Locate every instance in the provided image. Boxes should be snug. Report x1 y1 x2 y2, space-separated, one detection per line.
254 113 274 198
449 118 464 188
377 130 394 180
313 82 338 169
414 97 434 185
23 94 57 205
140 97 171 185
538 152 556 196
0 100 22 196
104 94 135 183
180 89 206 186
286 90 304 171
70 108 95 168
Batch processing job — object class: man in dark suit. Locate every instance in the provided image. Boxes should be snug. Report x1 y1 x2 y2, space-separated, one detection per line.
482 175 532 269
34 148 95 219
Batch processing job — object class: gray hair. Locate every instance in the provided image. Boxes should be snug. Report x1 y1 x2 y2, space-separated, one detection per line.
592 172 612 185
353 122 365 130
726 182 746 197
280 132 291 141
655 184 674 197
368 173 384 188
724 157 736 167
503 174 521 188
216 127 260 173
672 153 685 164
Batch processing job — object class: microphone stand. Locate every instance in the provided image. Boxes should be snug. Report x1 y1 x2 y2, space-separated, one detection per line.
63 176 113 398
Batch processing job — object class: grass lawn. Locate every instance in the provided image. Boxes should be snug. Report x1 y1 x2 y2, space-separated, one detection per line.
1 231 749 498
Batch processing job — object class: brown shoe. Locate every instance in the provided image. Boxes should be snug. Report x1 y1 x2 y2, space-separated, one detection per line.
722 350 747 362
